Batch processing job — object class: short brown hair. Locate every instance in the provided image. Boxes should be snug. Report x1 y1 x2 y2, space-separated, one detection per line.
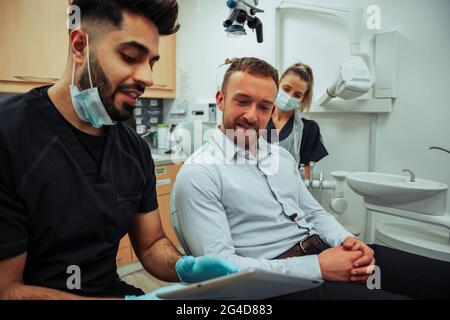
281 62 314 112
221 57 279 95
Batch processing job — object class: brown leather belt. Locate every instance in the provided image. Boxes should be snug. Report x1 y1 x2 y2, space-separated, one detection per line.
275 234 327 259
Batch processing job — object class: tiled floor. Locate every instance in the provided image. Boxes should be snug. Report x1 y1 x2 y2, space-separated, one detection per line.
120 268 171 294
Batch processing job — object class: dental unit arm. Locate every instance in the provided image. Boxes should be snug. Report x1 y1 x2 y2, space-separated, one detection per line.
224 0 264 43
303 169 360 236
302 167 349 215
315 6 374 106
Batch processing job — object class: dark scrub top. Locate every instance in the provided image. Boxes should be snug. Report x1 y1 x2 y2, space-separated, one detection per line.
267 116 329 166
0 86 158 298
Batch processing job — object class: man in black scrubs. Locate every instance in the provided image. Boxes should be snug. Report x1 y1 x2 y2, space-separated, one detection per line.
0 0 238 299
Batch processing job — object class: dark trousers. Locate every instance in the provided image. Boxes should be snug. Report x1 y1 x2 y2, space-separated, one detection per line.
275 244 450 300
99 279 144 298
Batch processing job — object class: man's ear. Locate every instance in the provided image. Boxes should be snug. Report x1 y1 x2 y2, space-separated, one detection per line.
216 91 225 112
69 29 88 65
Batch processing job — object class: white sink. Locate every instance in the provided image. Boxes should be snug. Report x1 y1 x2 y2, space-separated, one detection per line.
347 172 448 215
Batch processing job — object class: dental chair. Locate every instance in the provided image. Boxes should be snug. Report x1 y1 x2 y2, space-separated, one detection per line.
169 121 215 255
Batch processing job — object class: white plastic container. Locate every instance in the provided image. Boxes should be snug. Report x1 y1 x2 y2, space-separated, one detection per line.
157 124 169 150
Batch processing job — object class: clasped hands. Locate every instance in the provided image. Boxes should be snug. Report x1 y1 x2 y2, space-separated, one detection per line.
342 236 376 283
318 236 375 284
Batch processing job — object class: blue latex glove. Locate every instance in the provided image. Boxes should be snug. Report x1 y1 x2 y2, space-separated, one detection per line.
125 283 186 300
175 255 240 283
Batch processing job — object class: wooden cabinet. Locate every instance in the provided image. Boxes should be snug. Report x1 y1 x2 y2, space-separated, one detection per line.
155 163 182 249
0 0 69 93
142 34 177 99
0 1 177 99
158 193 181 249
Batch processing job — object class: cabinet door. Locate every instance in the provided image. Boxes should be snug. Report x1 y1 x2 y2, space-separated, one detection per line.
155 163 181 196
152 34 176 90
142 34 176 98
0 0 69 83
158 193 181 249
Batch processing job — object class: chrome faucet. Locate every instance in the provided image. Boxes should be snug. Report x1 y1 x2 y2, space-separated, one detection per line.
309 161 315 189
402 169 416 182
429 146 450 154
299 164 306 181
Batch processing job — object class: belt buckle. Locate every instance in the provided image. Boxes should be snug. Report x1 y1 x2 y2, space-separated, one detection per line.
299 238 308 253
299 235 317 254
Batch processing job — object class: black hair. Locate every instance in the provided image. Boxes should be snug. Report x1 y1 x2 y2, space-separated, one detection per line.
70 0 179 35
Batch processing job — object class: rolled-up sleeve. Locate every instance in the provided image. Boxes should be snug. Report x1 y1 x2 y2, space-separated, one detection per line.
174 163 323 281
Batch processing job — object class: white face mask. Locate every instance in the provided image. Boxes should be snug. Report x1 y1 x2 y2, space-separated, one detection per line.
69 34 116 129
275 90 301 112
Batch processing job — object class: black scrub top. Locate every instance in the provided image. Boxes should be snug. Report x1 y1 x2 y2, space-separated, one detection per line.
0 86 158 297
267 116 329 165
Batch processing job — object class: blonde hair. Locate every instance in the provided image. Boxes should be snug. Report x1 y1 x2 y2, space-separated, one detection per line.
280 62 314 112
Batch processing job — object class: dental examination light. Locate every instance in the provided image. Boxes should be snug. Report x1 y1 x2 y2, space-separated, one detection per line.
224 0 264 43
316 55 373 106
274 2 374 107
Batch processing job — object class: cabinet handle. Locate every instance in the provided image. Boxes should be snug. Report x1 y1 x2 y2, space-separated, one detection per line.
153 84 168 88
14 75 59 82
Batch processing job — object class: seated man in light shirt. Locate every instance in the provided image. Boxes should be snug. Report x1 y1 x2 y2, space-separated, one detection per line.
173 57 450 300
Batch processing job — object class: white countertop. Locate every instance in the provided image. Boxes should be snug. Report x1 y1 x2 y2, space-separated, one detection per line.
150 147 185 165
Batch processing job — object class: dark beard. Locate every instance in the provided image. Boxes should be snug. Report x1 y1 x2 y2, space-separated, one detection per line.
222 113 260 150
78 55 136 122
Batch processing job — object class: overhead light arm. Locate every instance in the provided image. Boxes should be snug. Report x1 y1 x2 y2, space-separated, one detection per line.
275 1 372 107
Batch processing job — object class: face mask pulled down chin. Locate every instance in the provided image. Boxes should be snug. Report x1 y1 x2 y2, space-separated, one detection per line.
275 90 301 112
69 34 116 129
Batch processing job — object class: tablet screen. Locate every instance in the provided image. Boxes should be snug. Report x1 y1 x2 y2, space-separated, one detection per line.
157 268 322 300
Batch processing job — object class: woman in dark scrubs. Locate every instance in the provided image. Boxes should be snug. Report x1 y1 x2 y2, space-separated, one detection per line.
267 62 328 179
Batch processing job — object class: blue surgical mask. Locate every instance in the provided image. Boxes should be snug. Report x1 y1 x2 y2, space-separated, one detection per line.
275 90 301 112
69 34 116 129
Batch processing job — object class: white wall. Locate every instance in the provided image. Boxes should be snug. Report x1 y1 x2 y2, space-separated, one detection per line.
163 0 277 124
169 0 450 240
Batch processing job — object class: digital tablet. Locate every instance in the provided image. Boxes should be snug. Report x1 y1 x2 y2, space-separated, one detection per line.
157 268 323 300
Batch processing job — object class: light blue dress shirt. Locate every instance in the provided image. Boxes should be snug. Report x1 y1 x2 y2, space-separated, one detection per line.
174 129 352 281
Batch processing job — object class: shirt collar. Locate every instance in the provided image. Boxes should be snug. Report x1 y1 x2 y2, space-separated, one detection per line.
212 129 239 162
211 129 273 163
